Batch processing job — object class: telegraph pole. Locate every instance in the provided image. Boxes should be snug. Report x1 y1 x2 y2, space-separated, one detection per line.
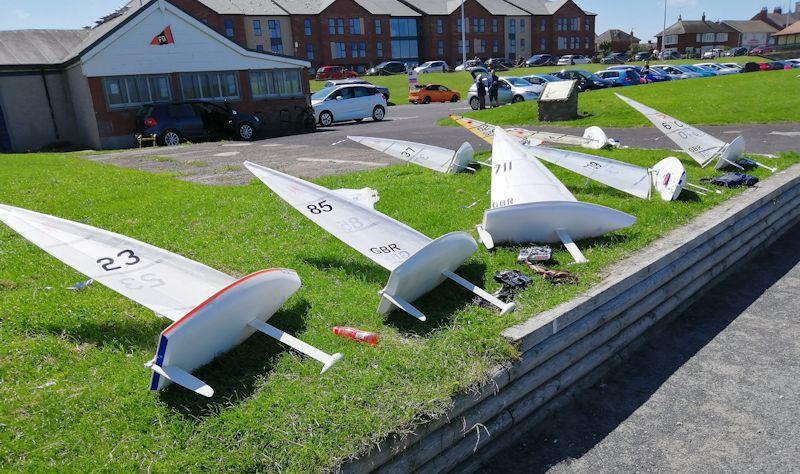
461 0 467 65
662 0 667 51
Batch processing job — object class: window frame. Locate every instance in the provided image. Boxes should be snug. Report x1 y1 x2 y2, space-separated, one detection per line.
179 71 240 101
103 74 172 110
249 68 304 99
253 19 262 36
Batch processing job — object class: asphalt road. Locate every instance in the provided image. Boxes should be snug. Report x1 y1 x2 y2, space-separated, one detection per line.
86 102 800 185
473 222 800 473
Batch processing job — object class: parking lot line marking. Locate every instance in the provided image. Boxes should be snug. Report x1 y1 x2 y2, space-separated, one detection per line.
449 107 471 111
770 131 800 137
296 158 388 166
722 131 742 134
389 116 419 120
213 151 240 157
285 145 309 149
221 142 253 147
262 144 284 147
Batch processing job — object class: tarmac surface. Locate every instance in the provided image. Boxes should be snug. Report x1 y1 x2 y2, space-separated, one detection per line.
473 222 800 473
85 101 800 185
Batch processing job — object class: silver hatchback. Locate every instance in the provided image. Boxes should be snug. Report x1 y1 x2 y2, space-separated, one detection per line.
467 76 541 110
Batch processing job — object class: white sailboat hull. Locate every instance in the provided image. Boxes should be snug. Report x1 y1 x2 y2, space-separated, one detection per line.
477 201 636 248
378 232 477 315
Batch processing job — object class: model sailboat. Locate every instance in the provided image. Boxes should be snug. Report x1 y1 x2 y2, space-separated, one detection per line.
244 162 515 321
452 116 690 201
347 136 475 173
450 115 618 150
615 93 775 172
476 128 637 263
0 204 342 397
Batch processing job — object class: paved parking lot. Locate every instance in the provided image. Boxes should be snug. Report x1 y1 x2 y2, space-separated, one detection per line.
85 102 800 185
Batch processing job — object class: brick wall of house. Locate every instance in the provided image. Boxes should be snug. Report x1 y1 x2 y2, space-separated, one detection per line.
658 32 740 54
443 0 504 65
547 0 595 57
169 0 248 46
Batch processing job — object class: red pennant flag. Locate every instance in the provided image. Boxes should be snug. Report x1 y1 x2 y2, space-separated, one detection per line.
150 26 174 45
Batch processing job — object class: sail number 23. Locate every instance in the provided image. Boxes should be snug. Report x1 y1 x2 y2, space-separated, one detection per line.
97 249 140 272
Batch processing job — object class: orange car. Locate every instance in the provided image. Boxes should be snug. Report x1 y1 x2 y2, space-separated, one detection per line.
409 84 461 104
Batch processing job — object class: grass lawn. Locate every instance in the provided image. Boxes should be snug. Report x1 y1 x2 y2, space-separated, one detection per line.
1 148 798 471
439 68 800 128
311 56 769 106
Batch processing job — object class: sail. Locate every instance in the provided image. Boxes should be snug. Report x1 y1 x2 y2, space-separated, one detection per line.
244 162 431 271
615 93 726 167
347 136 465 173
450 115 498 144
332 188 379 209
451 115 588 148
522 145 652 199
490 127 576 209
0 204 234 321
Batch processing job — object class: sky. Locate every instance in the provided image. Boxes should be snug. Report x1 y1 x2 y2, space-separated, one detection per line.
0 0 791 42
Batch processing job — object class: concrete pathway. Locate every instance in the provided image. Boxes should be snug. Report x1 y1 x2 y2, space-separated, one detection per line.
474 222 800 473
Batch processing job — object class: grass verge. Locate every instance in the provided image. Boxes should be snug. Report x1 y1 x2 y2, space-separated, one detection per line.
0 149 797 470
437 68 800 128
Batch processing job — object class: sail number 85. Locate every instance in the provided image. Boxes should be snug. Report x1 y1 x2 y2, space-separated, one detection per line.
307 200 333 214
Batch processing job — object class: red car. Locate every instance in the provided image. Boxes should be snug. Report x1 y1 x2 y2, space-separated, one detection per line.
758 62 770 71
315 66 358 81
750 47 772 55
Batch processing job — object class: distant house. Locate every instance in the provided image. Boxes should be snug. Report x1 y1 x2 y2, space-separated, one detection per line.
722 20 777 49
751 4 800 31
774 20 800 49
656 14 739 56
595 29 640 53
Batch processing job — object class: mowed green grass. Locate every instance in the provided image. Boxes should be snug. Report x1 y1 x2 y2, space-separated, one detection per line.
0 149 797 471
441 68 800 128
311 56 768 106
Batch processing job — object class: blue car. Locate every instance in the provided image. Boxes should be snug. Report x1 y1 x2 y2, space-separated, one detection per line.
597 69 642 86
675 65 714 78
607 65 671 83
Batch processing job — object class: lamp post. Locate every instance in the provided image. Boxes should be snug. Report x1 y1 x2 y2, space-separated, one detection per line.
662 0 667 52
461 0 467 66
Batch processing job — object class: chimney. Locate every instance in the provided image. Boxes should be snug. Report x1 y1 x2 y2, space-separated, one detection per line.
774 6 782 14
701 11 706 21
761 6 768 11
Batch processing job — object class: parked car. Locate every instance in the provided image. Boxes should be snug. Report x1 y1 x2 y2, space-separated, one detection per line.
311 84 386 126
525 54 558 66
758 62 772 71
551 69 613 91
600 53 629 64
720 62 744 70
414 60 450 74
750 46 772 55
596 69 641 86
315 66 358 81
742 62 761 73
467 76 540 110
702 48 725 59
366 61 406 76
658 50 682 60
786 59 800 67
634 52 653 61
409 84 460 104
769 60 798 70
695 63 741 75
485 58 514 70
521 73 563 86
136 101 260 146
607 65 670 83
455 59 484 71
323 79 390 101
680 65 717 77
724 47 749 57
652 64 692 79
557 54 592 65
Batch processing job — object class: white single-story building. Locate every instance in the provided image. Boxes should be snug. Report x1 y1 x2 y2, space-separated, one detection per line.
0 0 312 152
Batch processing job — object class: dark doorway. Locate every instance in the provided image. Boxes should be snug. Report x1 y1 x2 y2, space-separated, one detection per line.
0 102 10 152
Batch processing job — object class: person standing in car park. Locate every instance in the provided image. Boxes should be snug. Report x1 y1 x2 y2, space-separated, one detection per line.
476 76 487 110
488 70 500 108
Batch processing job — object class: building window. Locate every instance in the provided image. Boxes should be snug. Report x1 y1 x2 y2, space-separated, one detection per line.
492 18 498 33
540 37 546 50
520 38 525 49
457 17 463 33
250 69 303 98
256 44 264 51
436 18 443 34
332 42 346 58
510 38 516 53
180 71 239 100
268 20 283 53
584 36 589 49
540 18 546 31
458 40 468 54
493 39 499 53
558 36 567 49
716 33 728 42
391 39 418 60
351 41 366 57
224 19 234 38
571 18 579 30
304 18 312 36
699 33 715 42
253 20 262 36
520 18 525 29
390 18 417 37
349 18 363 35
437 40 444 56
306 43 314 59
478 38 486 53
375 19 382 34
328 18 335 35
664 34 678 45
472 18 485 33
510 19 516 34
377 42 383 57
104 75 171 109
337 18 345 34
329 18 344 35
571 36 579 49
584 18 590 31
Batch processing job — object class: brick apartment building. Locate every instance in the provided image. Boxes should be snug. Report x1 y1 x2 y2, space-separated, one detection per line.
170 0 596 69
656 14 740 56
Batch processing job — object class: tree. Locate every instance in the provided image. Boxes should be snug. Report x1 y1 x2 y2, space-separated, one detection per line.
599 41 612 57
